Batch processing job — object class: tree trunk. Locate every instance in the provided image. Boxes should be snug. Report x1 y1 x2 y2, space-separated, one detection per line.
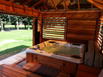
17 25 19 30
15 25 17 29
16 21 19 30
24 25 26 29
1 21 4 31
1 24 4 31
27 25 30 30
3 23 5 30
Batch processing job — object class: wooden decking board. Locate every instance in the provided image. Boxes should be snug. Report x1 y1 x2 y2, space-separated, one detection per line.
0 65 42 77
0 50 27 65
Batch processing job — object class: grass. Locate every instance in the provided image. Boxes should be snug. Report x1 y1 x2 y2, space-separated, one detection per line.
0 30 32 59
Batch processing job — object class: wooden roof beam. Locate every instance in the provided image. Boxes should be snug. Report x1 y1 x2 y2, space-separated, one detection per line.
8 0 30 5
23 0 33 5
51 0 57 9
57 0 64 6
0 0 40 17
9 0 15 2
32 0 45 7
88 0 103 10
64 0 68 10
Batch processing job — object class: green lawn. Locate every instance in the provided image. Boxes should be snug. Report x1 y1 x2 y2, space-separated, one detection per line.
0 30 32 59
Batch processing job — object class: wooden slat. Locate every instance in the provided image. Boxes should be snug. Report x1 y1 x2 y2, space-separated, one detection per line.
68 29 95 35
43 16 66 40
44 26 64 29
0 64 42 77
69 25 96 31
68 20 96 26
61 62 77 74
32 0 45 7
42 10 100 19
67 34 94 40
67 12 99 20
37 55 64 70
96 24 103 52
26 53 34 63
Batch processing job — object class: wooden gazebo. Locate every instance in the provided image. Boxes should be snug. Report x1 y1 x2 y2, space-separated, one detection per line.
0 0 103 77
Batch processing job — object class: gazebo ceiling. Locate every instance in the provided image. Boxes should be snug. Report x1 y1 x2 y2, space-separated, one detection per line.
88 0 103 10
1 0 103 11
0 0 72 17
4 0 76 10
4 0 103 10
0 0 103 17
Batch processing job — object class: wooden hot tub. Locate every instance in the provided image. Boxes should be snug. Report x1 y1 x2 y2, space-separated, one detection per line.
26 40 85 64
23 40 85 77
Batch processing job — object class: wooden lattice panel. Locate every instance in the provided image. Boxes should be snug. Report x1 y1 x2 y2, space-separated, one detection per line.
43 17 66 40
97 20 103 54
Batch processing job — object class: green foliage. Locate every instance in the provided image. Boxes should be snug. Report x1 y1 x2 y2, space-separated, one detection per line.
0 14 33 25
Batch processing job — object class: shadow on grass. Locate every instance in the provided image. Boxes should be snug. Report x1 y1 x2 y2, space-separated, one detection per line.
0 45 29 56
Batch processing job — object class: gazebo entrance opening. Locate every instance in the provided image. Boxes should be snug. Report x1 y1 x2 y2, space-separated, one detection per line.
0 14 33 60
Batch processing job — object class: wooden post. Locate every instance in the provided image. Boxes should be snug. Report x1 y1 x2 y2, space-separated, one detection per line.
77 0 81 10
39 14 43 43
32 17 41 46
32 18 36 46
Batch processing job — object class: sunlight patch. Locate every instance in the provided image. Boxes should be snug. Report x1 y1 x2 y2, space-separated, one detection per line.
0 40 18 46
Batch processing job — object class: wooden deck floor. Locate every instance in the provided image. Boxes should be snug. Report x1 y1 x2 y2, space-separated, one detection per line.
0 50 27 65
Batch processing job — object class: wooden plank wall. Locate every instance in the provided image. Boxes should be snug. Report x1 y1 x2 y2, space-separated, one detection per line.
67 11 98 42
66 11 100 67
37 10 103 68
41 10 100 43
94 13 103 68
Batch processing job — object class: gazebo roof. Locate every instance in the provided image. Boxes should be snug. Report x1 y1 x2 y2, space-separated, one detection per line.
0 0 103 17
0 0 40 17
0 0 79 17
4 0 73 10
88 0 103 10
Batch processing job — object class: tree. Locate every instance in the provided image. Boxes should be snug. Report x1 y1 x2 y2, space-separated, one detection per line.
10 15 23 30
9 15 17 29
0 14 33 31
22 17 33 30
0 14 9 31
